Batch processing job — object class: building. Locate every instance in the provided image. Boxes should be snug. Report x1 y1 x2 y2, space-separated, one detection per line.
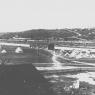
48 43 54 50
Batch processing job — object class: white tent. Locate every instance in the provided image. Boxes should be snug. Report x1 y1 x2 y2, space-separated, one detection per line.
15 47 23 53
1 49 7 53
64 52 70 57
76 53 82 59
72 80 80 89
69 50 79 58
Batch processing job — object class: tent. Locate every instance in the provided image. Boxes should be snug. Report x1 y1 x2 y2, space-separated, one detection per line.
69 50 79 58
15 47 23 53
76 52 83 59
72 80 80 89
1 49 7 53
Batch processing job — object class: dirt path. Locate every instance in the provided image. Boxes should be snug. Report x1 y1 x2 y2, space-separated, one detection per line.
36 49 95 71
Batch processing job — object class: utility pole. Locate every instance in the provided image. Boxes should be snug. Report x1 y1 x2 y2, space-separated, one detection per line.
36 40 39 56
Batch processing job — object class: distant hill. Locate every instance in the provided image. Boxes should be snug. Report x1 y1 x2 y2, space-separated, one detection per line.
0 28 95 41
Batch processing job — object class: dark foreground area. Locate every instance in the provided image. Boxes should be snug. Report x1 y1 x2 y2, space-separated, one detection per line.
0 46 95 95
0 63 55 95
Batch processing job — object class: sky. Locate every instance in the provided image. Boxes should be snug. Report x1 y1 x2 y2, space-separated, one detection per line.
0 0 95 32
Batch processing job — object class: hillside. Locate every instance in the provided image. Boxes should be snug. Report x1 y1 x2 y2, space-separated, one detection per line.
0 28 95 41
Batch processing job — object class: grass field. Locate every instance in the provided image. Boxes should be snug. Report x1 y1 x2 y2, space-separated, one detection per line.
0 47 53 65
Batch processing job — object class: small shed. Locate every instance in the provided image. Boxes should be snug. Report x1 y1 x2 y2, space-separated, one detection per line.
48 43 54 50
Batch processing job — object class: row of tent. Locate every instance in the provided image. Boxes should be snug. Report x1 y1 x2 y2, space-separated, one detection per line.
0 47 23 54
55 49 95 59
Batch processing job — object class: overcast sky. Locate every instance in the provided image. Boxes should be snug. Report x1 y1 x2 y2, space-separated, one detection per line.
0 0 95 32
